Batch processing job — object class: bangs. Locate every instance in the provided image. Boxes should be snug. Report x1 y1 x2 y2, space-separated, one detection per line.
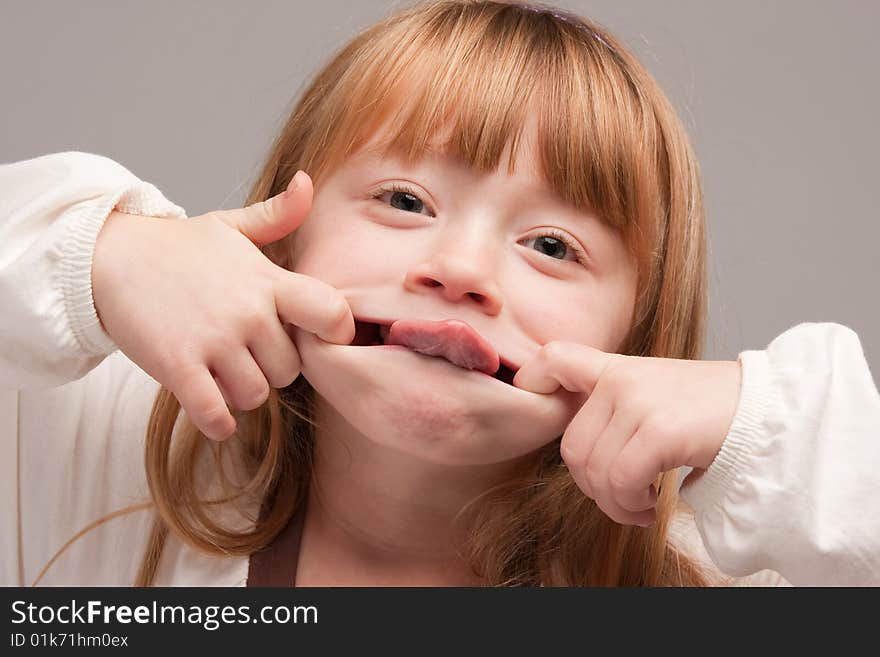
305 1 661 237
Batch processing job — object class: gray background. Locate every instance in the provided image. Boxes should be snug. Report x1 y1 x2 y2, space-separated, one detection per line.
2 0 877 369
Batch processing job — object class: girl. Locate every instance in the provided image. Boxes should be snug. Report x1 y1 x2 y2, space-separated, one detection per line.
1 0 878 587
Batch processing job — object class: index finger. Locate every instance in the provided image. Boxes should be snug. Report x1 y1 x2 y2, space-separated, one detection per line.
514 341 614 395
273 270 355 345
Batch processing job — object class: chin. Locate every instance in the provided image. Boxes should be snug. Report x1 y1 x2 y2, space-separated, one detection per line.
294 329 581 466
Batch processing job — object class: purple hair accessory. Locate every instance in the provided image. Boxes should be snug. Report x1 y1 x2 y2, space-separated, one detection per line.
515 2 613 50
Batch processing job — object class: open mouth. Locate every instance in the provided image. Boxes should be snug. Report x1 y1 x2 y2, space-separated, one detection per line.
352 320 518 386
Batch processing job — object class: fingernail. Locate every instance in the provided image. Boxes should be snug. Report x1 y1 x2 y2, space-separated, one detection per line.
285 170 304 196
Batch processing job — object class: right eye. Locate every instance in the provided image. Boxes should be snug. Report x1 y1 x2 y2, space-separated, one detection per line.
371 183 434 216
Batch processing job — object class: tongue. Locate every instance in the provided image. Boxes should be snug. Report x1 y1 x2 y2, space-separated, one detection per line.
385 319 500 375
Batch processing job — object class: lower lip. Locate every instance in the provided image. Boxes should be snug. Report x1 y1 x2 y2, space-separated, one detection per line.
362 344 508 385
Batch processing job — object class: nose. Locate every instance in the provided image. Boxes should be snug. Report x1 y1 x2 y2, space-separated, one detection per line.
403 230 503 315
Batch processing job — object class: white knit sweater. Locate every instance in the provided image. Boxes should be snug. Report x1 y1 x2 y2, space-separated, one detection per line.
2 152 878 587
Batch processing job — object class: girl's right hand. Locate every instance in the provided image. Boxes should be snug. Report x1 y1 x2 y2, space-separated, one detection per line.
91 171 354 441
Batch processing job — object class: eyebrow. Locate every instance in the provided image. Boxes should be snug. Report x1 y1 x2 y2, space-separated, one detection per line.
355 141 457 166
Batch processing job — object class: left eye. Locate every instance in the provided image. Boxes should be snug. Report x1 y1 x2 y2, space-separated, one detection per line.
518 231 586 265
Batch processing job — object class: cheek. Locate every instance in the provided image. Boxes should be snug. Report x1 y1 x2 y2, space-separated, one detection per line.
514 284 634 352
291 221 378 284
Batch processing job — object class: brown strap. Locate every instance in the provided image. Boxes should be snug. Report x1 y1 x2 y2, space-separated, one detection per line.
246 501 305 587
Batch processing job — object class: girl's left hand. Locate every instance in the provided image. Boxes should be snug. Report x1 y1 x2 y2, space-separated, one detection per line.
513 342 742 526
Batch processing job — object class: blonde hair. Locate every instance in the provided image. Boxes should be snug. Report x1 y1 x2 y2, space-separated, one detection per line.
37 0 716 587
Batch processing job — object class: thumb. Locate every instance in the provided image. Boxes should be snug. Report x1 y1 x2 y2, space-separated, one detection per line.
218 170 313 246
513 341 615 395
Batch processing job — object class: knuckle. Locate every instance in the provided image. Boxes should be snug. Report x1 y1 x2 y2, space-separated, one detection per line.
243 309 275 336
168 356 205 388
281 363 302 387
645 413 677 440
559 437 585 469
605 365 635 392
678 435 702 467
607 464 632 497
155 350 181 378
279 370 300 388
200 210 224 226
598 502 623 525
166 338 200 364
327 294 350 325
269 342 302 388
559 442 577 467
250 199 273 225
268 365 300 389
280 350 303 387
198 404 233 437
618 393 650 416
584 461 604 489
239 379 270 410
540 340 568 364
206 331 240 357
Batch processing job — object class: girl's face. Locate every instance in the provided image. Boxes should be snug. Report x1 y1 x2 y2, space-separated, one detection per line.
291 117 638 466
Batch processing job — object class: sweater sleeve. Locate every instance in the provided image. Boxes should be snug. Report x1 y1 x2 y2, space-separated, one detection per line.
0 151 186 389
0 152 187 585
679 322 880 586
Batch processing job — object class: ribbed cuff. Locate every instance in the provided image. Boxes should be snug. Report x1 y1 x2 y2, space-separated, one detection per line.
58 182 186 356
679 349 772 512
114 181 186 218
